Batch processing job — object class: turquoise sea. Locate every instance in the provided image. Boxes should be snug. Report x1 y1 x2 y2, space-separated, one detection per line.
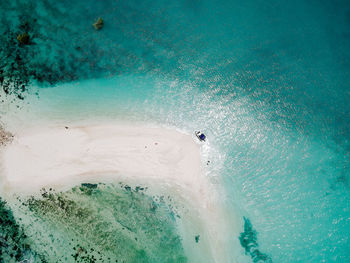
0 0 349 262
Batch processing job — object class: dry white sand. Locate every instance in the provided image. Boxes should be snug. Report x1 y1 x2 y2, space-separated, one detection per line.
0 123 231 262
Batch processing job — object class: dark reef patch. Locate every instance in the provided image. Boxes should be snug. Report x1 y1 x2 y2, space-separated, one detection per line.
0 0 182 100
0 197 45 262
239 217 272 263
195 235 200 243
0 1 117 99
0 0 107 98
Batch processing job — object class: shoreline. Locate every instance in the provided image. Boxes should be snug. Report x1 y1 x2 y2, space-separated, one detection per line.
0 122 231 262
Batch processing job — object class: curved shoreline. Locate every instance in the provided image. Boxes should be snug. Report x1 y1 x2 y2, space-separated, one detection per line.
0 123 232 262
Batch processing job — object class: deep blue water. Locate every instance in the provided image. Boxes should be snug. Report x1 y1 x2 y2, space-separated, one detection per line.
1 0 350 262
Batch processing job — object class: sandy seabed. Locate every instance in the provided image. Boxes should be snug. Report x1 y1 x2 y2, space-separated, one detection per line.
0 123 232 262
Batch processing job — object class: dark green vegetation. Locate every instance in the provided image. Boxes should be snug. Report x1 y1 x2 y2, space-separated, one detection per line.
93 17 104 30
0 197 43 262
0 1 40 100
0 1 118 99
195 235 200 243
239 217 272 263
8 183 186 262
0 0 179 100
16 32 30 45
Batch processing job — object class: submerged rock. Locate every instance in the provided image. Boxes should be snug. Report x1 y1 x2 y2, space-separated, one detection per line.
17 33 30 45
195 235 200 243
93 17 104 30
239 217 272 262
81 183 98 189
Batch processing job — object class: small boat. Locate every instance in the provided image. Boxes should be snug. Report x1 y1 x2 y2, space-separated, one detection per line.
195 131 206 142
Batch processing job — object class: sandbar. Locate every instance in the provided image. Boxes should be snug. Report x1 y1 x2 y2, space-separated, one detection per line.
0 123 230 262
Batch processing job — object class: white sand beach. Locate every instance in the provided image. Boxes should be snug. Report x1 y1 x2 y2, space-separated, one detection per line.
0 123 231 262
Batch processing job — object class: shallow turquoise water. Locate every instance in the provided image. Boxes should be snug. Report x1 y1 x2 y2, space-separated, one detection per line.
1 0 349 262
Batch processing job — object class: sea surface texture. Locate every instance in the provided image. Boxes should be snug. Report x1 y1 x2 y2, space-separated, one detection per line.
0 0 349 262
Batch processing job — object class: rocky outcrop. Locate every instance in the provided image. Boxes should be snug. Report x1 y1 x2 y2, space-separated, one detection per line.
0 126 13 147
93 17 104 30
17 33 30 45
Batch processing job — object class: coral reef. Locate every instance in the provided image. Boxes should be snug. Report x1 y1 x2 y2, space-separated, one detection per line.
0 198 44 262
15 183 186 262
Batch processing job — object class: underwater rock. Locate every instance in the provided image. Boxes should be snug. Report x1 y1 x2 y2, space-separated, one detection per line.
93 17 104 30
135 186 145 192
79 183 99 195
16 33 30 45
124 185 131 191
81 183 98 189
239 217 272 262
195 235 200 243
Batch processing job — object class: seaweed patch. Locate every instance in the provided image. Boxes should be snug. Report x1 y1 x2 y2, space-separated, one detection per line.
16 183 187 262
0 197 45 262
239 217 272 263
195 235 200 243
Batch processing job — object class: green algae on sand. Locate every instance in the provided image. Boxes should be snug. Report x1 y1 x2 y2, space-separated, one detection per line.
239 217 272 263
0 197 45 262
14 183 187 262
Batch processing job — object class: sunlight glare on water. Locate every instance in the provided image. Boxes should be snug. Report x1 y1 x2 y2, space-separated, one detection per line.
0 0 349 262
